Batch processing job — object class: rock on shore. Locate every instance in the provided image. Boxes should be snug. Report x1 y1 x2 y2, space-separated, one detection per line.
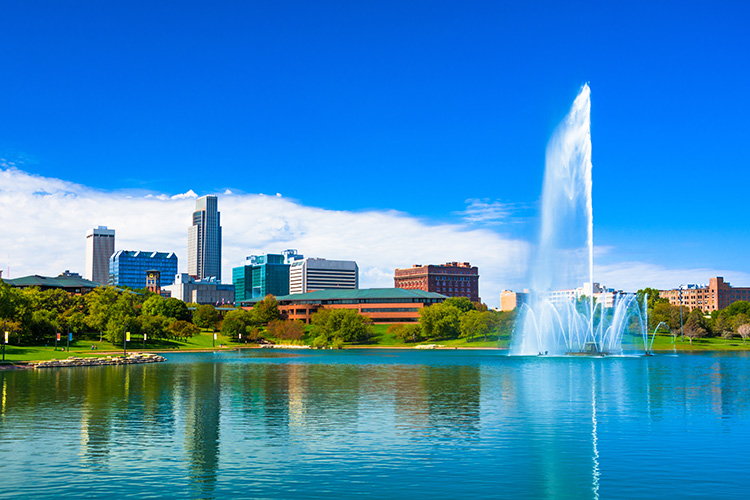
33 353 166 369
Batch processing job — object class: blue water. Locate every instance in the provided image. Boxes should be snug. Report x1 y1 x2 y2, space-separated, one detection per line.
1 349 749 499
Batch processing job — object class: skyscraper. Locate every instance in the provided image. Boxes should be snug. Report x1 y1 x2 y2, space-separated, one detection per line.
188 195 222 282
85 226 115 285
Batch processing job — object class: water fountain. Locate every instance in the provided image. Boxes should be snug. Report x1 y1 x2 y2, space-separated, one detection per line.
511 84 649 356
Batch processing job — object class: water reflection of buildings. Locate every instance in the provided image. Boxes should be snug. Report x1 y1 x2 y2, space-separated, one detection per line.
182 362 222 499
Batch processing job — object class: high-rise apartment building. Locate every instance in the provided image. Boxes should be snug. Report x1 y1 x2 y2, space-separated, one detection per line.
394 262 480 302
188 195 222 282
289 258 358 294
85 226 115 285
109 250 178 290
232 250 303 302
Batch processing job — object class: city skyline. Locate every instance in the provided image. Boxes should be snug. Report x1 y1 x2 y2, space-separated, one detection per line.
1 2 749 307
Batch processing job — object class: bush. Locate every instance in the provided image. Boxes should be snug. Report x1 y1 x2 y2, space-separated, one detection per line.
312 334 328 349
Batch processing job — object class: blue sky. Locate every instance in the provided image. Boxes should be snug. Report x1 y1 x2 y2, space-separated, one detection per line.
1 1 749 301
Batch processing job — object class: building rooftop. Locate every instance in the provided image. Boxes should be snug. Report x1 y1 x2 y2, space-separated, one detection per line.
3 274 100 289
243 287 446 304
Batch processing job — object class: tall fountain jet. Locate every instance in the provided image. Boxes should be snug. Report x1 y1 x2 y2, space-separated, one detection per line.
511 85 647 356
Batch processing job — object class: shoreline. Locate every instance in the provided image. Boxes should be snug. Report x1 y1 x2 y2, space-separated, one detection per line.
3 344 746 368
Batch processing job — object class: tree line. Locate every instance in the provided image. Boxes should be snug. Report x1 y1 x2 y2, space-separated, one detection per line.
0 282 226 345
636 288 750 344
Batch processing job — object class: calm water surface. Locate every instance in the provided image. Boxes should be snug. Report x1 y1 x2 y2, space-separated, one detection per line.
1 349 749 499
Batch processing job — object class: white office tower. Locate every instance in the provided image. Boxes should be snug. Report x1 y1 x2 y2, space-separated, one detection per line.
289 258 358 294
85 226 115 285
188 195 222 282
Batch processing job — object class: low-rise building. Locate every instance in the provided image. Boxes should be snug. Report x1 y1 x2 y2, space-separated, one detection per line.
163 273 235 305
3 274 100 295
394 262 480 302
500 289 530 311
241 288 446 324
660 277 750 313
543 282 626 308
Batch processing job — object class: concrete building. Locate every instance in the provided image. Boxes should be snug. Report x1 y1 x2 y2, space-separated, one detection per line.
164 273 234 305
108 250 178 290
85 226 115 285
232 250 303 302
289 258 358 294
546 282 625 308
188 195 222 282
241 288 446 324
394 262 480 303
500 289 530 311
660 277 750 313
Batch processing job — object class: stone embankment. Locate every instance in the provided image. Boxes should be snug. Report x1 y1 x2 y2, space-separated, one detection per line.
33 353 166 369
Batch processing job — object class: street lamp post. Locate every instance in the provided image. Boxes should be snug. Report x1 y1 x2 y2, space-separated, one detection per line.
124 331 130 356
679 285 684 342
3 331 7 361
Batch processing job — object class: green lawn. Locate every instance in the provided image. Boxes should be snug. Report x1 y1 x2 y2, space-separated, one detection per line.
4 330 750 364
648 333 750 351
0 330 239 364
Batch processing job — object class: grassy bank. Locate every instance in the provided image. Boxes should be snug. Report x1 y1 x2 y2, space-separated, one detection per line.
3 329 750 364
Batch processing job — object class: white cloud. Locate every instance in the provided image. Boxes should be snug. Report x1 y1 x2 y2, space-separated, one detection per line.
456 198 516 225
0 166 529 307
3 165 747 306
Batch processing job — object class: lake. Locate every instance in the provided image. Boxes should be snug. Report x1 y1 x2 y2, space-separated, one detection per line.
1 349 749 499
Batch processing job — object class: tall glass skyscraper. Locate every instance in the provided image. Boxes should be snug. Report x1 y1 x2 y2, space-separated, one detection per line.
188 195 222 282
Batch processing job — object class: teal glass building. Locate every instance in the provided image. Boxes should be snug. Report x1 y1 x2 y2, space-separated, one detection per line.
233 251 302 302
109 250 178 289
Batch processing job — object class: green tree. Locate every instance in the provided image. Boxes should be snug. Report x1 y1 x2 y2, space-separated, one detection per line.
387 323 422 343
267 319 306 341
310 309 373 343
419 303 461 340
193 304 219 329
163 298 191 321
167 320 200 339
443 296 476 313
636 287 667 310
85 287 120 341
220 308 255 339
139 314 169 340
460 310 500 342
253 295 281 324
712 311 733 338
683 308 708 345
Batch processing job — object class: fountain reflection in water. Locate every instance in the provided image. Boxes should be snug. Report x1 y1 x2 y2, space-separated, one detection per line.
511 84 648 356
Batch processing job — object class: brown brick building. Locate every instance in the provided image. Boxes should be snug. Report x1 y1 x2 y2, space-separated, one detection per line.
241 288 446 324
394 262 479 303
659 277 750 313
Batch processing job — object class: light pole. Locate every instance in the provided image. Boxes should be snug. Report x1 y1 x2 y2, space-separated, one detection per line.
679 285 684 342
2 330 7 361
124 331 130 356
